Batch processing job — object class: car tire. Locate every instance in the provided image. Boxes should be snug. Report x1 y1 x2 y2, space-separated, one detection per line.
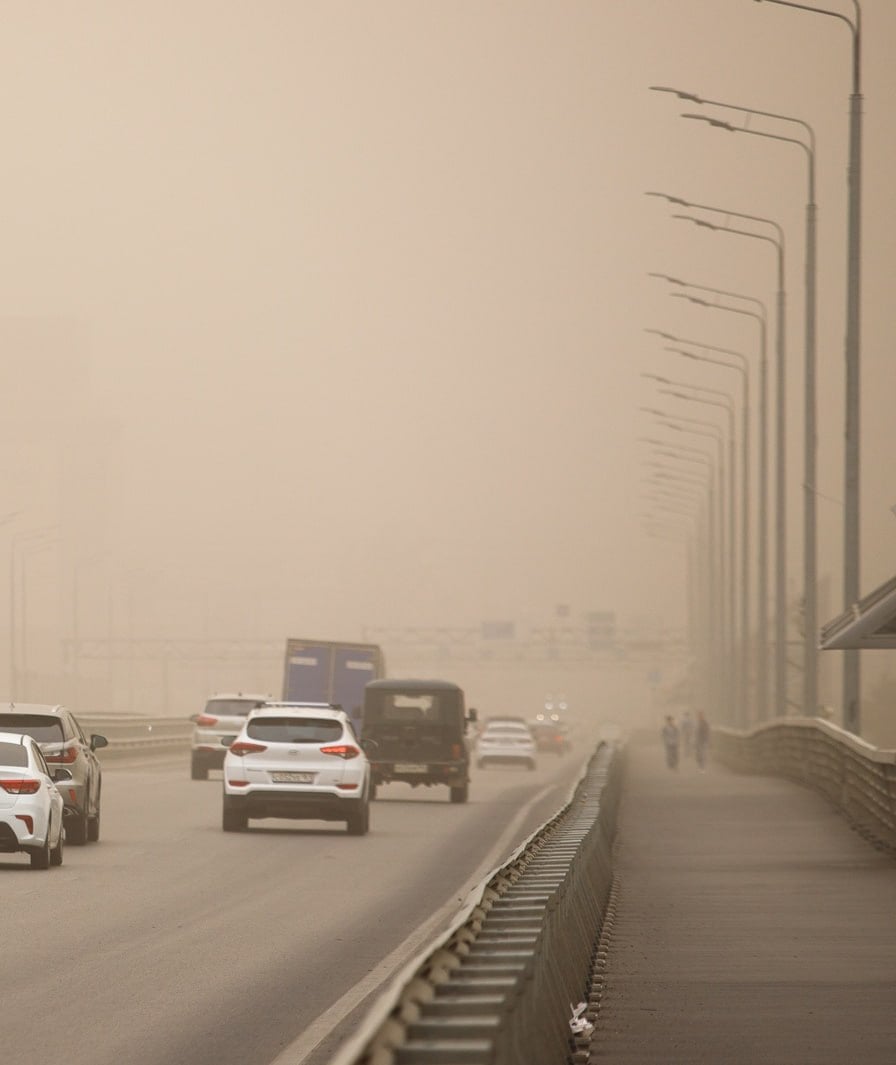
369 781 378 801
30 835 51 870
449 783 469 804
346 800 370 836
87 805 101 843
222 806 248 832
50 823 64 867
68 807 89 846
191 756 209 781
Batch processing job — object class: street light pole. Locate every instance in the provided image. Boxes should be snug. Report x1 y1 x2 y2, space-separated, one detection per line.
646 372 739 706
647 295 755 728
646 410 728 715
659 301 770 721
660 385 737 723
753 0 862 733
671 216 788 718
642 442 716 709
682 111 819 720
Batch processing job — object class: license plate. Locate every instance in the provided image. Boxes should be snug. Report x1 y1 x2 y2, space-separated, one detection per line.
394 763 428 773
271 771 315 784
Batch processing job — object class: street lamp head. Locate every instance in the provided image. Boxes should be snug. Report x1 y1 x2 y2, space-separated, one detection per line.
681 112 736 132
649 85 703 104
648 271 686 286
645 191 689 208
670 292 708 308
664 345 692 357
671 213 717 231
671 292 710 308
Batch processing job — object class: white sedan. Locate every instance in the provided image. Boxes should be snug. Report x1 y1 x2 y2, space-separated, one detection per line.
222 703 371 835
0 731 66 869
476 722 537 770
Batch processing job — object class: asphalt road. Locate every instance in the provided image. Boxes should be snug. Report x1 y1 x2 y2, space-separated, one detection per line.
4 749 586 1065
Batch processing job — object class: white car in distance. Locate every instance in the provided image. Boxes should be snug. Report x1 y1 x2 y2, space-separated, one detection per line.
222 704 371 835
0 731 67 869
191 693 269 780
476 720 537 770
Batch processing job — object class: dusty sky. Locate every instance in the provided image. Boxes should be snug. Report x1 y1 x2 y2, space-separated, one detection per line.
3 1 895 653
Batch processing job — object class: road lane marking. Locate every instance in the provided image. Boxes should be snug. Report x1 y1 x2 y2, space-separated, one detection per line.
269 782 560 1065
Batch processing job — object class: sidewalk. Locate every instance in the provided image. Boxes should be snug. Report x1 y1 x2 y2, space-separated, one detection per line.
592 737 896 1064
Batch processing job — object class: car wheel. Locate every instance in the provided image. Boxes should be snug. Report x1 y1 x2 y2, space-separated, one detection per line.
50 822 64 867
449 783 469 804
68 807 89 846
222 806 248 832
346 800 370 836
30 835 51 870
191 755 209 781
87 805 101 843
369 781 378 801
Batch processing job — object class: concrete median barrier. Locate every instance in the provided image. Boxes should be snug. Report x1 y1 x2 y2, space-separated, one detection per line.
80 715 192 761
327 741 624 1065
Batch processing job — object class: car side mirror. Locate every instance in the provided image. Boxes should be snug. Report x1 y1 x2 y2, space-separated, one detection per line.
52 767 73 783
467 708 478 724
90 734 109 751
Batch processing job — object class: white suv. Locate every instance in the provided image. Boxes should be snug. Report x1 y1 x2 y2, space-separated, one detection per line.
222 704 371 835
191 693 269 780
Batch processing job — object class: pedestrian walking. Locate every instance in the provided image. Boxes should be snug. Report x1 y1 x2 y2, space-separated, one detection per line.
680 711 695 759
695 712 710 770
661 716 680 770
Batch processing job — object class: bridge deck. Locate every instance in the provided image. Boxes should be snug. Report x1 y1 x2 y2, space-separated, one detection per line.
592 737 896 1064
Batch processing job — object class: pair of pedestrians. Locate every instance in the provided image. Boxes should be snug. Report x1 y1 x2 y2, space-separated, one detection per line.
661 712 710 770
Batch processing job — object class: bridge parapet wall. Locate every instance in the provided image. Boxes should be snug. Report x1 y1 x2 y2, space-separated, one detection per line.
715 719 896 852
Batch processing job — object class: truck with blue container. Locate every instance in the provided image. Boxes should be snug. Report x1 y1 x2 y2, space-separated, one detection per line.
281 639 386 732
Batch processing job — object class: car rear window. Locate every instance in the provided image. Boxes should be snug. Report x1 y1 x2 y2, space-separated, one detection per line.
0 741 27 767
0 715 64 745
246 717 344 743
206 699 265 717
366 693 454 724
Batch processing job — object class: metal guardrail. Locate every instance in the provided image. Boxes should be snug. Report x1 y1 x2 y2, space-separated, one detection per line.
79 715 192 759
714 718 896 852
328 742 622 1065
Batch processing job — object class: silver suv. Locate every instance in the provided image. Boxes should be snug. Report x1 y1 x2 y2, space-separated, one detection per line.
191 693 269 779
0 703 107 844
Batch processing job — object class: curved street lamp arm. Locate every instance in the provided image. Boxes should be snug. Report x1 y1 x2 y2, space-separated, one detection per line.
754 0 859 91
650 272 767 318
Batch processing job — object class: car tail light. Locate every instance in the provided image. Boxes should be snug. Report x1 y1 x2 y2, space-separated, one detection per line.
451 744 462 759
320 744 360 760
45 746 78 764
229 741 267 756
228 779 250 787
15 814 34 833
196 714 219 726
0 778 41 794
336 783 359 790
